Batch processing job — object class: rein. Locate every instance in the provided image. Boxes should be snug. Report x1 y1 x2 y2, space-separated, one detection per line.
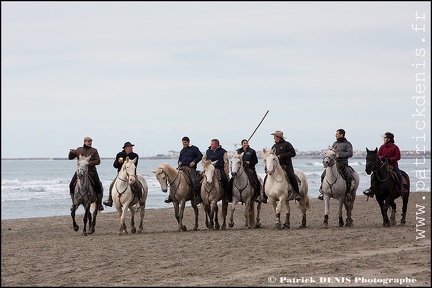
266 156 284 182
367 159 390 182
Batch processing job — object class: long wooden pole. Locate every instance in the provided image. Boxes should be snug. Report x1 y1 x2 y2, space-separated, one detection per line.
247 110 270 142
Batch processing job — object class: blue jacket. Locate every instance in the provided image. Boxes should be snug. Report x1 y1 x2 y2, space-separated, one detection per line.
178 145 202 168
205 146 227 171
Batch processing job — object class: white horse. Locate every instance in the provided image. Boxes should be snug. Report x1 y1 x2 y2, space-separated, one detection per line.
112 157 148 235
152 163 199 231
262 148 311 229
229 152 262 229
201 158 228 230
321 147 359 228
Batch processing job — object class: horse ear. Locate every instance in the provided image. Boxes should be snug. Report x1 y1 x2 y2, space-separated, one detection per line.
374 147 378 153
212 160 218 166
202 153 206 162
366 147 369 152
151 170 156 173
271 148 276 154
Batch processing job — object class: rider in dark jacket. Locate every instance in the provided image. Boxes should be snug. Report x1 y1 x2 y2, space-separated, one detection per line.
234 139 261 200
165 137 203 203
259 130 301 203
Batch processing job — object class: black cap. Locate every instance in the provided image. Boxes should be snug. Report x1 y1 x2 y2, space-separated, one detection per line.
122 142 134 149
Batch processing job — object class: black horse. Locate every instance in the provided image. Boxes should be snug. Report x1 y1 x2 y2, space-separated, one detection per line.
365 148 410 227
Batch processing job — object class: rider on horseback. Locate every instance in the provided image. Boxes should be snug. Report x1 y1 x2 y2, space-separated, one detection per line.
259 130 301 203
165 137 203 204
363 132 406 198
69 136 104 211
103 142 145 207
318 129 353 201
230 139 261 202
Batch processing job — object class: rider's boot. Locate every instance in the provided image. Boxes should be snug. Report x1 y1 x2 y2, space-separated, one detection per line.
318 184 324 200
363 187 374 198
103 180 115 207
294 190 301 201
97 193 104 211
164 195 173 203
194 188 202 204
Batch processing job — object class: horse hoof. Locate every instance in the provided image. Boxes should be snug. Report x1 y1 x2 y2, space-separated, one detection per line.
182 225 187 231
282 224 290 229
255 223 262 228
73 226 79 232
274 223 282 230
322 223 329 229
137 230 143 234
131 228 137 234
229 223 234 228
299 224 306 229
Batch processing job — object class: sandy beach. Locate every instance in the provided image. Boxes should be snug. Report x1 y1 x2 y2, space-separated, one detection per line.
1 192 430 287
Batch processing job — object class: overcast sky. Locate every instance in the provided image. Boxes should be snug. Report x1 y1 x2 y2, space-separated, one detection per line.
2 1 430 158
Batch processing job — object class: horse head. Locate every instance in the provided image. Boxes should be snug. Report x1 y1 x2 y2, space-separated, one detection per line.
202 159 218 184
122 157 137 186
262 148 278 175
322 147 337 168
365 147 379 175
230 152 244 178
76 154 91 179
152 164 170 192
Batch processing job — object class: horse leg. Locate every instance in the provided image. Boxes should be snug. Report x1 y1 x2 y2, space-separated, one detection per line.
221 198 228 230
283 213 290 229
338 199 344 227
173 202 182 232
138 206 145 233
191 203 199 231
322 197 330 228
400 193 409 226
71 207 79 232
120 203 130 235
255 201 262 228
282 199 290 229
390 201 397 227
89 208 98 234
378 196 391 227
178 201 187 231
273 200 282 230
82 207 90 236
344 199 353 227
213 201 220 230
130 208 136 234
244 199 251 229
229 201 236 228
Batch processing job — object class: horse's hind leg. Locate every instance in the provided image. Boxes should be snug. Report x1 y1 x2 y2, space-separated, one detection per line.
130 210 136 234
89 209 98 234
283 213 290 229
71 209 79 232
400 194 409 226
138 206 145 233
221 199 228 230
255 202 262 228
344 201 353 227
390 201 397 227
213 202 220 230
338 200 344 227
229 202 236 228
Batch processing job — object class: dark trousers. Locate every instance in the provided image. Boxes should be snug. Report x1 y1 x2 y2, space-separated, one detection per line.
284 164 300 194
393 166 403 188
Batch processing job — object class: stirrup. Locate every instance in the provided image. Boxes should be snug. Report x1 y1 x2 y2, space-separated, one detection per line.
258 195 267 204
103 200 113 207
362 189 374 198
318 194 323 200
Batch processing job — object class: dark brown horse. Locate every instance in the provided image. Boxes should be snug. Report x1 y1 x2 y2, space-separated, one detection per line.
365 148 410 226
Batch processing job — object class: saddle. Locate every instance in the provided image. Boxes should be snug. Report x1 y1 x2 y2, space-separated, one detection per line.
130 180 144 198
179 166 202 192
336 165 355 182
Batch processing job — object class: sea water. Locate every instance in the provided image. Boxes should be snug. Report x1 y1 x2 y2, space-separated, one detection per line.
1 158 430 220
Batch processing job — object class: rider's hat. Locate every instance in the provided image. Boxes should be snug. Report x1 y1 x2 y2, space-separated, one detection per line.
123 142 135 149
271 130 286 139
83 136 93 142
